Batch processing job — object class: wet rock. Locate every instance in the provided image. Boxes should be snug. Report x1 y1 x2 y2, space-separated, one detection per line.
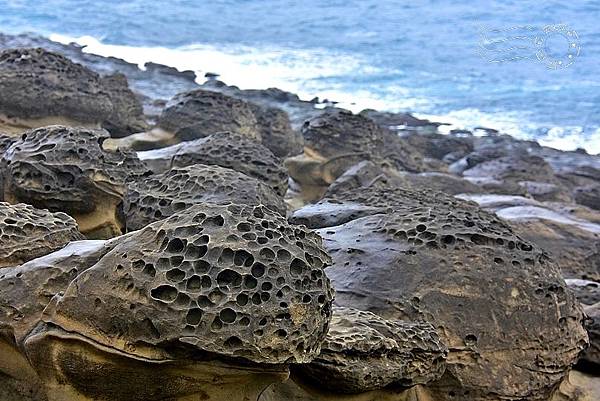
0 240 113 401
124 164 286 231
0 48 112 134
138 132 289 196
99 73 149 138
295 306 447 393
24 203 333 400
158 89 261 142
0 202 84 268
1 125 149 238
315 185 587 400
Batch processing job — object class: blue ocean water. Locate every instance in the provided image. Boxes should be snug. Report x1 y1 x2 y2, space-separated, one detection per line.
0 0 599 153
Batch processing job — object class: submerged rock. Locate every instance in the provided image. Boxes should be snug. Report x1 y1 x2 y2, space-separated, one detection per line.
138 132 289 196
295 306 447 393
1 125 148 238
124 164 286 231
314 184 587 400
0 202 83 268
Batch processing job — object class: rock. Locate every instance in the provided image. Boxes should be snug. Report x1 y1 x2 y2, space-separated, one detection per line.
315 184 587 400
124 164 287 231
99 73 149 138
574 185 600 211
458 194 600 281
285 110 423 201
553 370 600 401
0 239 113 401
290 200 391 229
580 303 600 370
138 132 289 197
402 132 474 161
0 48 112 134
295 306 447 393
566 279 600 306
158 89 261 142
24 203 334 400
248 104 303 157
0 202 84 268
359 109 442 129
1 125 149 238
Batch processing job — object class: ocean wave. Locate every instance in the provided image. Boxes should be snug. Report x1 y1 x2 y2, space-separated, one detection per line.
48 34 599 155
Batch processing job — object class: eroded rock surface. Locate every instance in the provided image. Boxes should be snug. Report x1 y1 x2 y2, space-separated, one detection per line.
314 184 587 400
295 306 447 393
124 164 286 231
158 89 261 142
20 203 333 400
138 132 289 196
1 125 148 238
0 202 83 268
100 73 149 137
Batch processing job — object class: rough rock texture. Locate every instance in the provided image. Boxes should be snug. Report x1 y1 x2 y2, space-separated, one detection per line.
285 110 424 195
248 103 303 157
566 279 600 306
295 306 447 393
1 125 149 238
314 184 587 400
0 240 113 401
157 89 261 141
0 202 84 268
100 73 149 137
43 203 334 364
0 48 112 132
138 132 289 196
459 194 600 281
402 132 474 162
574 185 600 211
124 164 287 231
581 303 600 369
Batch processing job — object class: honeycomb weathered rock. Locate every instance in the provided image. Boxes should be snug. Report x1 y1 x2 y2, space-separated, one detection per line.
0 48 112 133
138 131 289 196
284 109 424 198
1 125 149 238
43 203 334 364
314 183 587 400
157 89 261 141
0 202 84 268
124 164 287 231
295 306 447 393
100 73 149 137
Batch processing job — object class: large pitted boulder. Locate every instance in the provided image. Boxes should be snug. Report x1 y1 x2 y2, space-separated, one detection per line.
0 48 112 134
23 203 334 401
100 73 149 137
158 89 261 141
138 131 289 196
0 240 114 401
296 306 447 393
124 164 287 231
0 202 83 268
309 183 587 400
248 104 303 157
285 109 424 195
1 125 149 238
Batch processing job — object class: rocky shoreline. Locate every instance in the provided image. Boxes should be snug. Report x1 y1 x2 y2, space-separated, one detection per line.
0 34 598 401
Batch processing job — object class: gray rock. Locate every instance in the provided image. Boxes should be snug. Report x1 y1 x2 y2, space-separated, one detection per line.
295 306 447 393
100 73 149 137
124 164 287 231
0 202 84 268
